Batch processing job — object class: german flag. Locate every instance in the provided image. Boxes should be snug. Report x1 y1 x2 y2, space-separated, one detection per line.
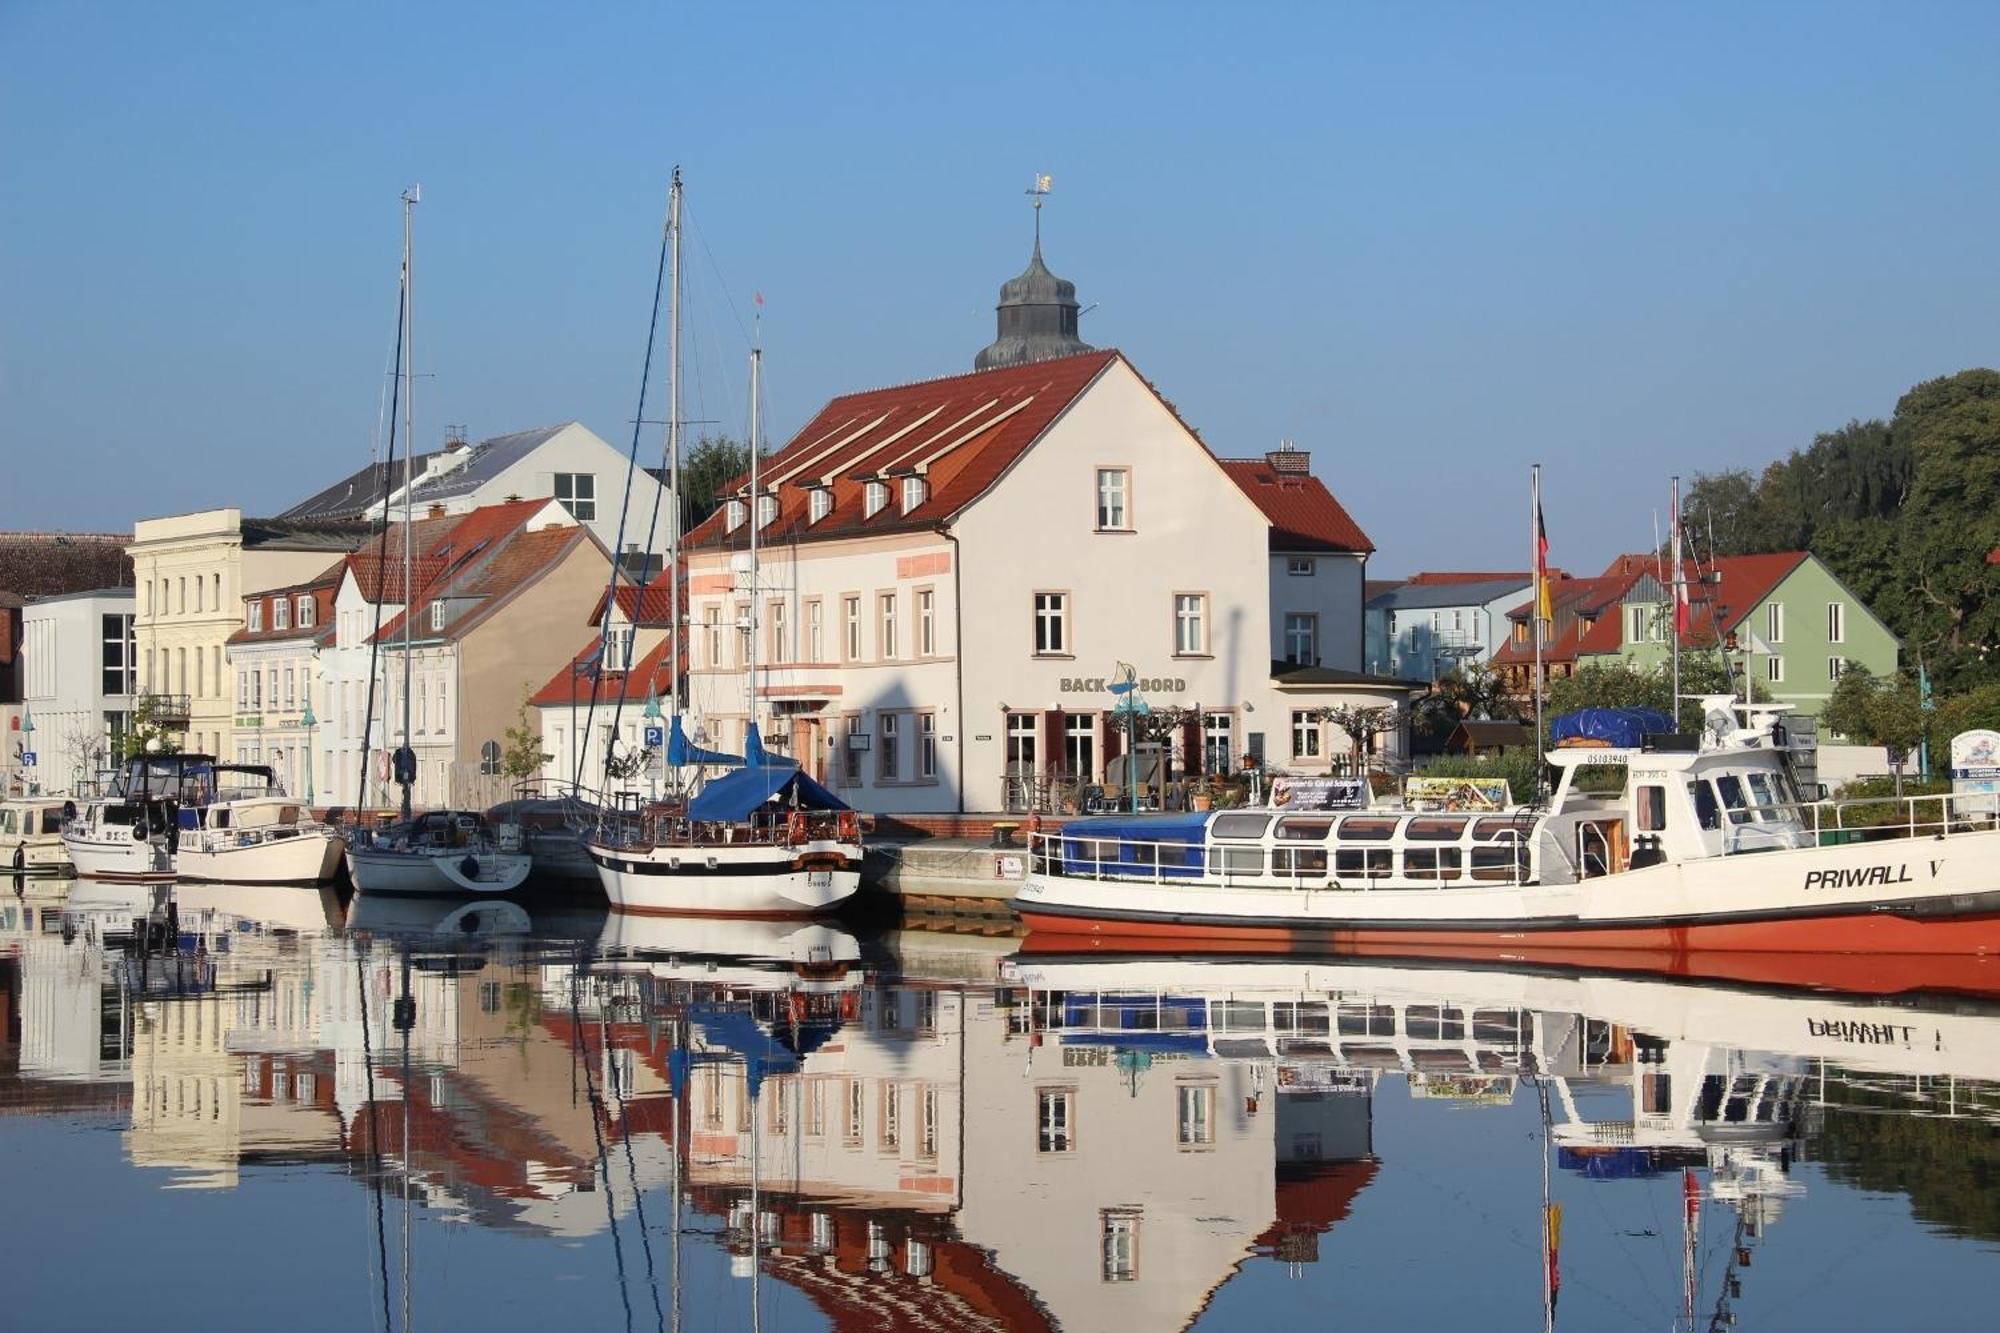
1535 500 1553 624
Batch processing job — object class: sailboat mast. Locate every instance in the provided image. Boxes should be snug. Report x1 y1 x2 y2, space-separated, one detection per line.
1671 475 1684 728
397 184 419 822
1531 463 1545 778
667 168 683 787
747 338 761 734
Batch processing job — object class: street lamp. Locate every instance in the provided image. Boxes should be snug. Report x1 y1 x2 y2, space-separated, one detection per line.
302 700 317 806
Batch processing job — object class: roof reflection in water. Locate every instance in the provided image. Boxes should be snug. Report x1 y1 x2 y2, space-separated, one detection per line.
2 877 2000 1329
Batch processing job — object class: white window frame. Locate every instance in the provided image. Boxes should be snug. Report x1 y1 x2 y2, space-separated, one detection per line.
1828 601 1845 645
554 472 597 521
1765 601 1784 644
273 598 290 631
806 599 823 662
918 713 937 780
844 596 862 661
809 487 832 524
1037 1087 1075 1153
1173 593 1207 656
429 600 445 632
1283 612 1317 665
1291 709 1321 759
1034 591 1069 656
864 480 889 518
768 599 787 663
1628 605 1645 643
1828 656 1845 681
917 589 935 657
247 600 262 632
1286 556 1315 577
1095 467 1130 531
296 595 314 629
725 499 746 532
757 493 777 528
879 592 898 659
900 475 926 514
1766 654 1785 683
879 711 900 782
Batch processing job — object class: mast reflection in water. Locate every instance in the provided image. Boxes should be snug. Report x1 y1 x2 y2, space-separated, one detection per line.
2 878 1999 1331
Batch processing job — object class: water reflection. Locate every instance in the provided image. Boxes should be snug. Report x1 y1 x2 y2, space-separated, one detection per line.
2 879 1999 1330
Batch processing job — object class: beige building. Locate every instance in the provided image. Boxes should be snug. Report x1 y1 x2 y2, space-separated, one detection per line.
128 509 365 760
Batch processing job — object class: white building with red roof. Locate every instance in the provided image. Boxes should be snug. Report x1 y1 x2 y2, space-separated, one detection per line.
542 240 1409 815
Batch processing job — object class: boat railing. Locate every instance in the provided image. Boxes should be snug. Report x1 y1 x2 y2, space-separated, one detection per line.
1727 791 1998 852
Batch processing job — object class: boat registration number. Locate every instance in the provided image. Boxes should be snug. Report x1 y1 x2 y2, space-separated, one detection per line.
808 871 834 891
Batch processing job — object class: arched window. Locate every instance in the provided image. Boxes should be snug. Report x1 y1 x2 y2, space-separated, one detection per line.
480 740 502 775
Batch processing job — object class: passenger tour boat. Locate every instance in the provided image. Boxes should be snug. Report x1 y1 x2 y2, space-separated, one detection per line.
1018 700 2000 955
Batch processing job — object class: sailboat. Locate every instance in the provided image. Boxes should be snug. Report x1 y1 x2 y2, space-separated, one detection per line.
584 172 862 918
341 186 532 897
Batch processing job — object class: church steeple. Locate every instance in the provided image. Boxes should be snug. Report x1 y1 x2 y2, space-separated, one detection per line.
974 175 1096 371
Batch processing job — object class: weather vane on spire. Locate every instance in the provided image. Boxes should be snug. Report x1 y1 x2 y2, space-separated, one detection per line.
1026 172 1052 250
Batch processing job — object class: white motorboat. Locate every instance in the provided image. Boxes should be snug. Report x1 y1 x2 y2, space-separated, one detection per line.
60 753 203 882
1 797 73 877
344 810 533 896
1018 699 2000 956
171 763 344 885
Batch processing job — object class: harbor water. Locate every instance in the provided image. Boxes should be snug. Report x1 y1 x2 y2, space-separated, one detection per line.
2 875 1998 1331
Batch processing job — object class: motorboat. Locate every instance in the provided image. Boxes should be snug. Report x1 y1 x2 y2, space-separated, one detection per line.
1 796 73 877
344 809 533 895
1017 699 2000 955
60 753 205 882
171 764 344 885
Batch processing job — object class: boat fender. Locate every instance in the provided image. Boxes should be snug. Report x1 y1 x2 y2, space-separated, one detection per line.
787 812 805 845
62 800 76 823
132 819 149 842
838 811 858 841
460 855 480 881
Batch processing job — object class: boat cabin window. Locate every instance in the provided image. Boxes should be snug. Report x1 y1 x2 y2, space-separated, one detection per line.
1403 847 1463 881
1068 838 1118 865
1689 781 1721 831
1125 841 1162 868
1272 846 1328 875
1404 1006 1466 1040
1337 1004 1396 1037
1211 813 1271 841
1472 817 1527 842
1274 816 1333 841
1713 775 1753 825
1635 785 1667 833
1273 1001 1331 1036
1217 1001 1268 1031
1339 816 1399 841
1470 845 1526 881
1334 848 1393 877
1405 817 1468 842
1208 845 1265 875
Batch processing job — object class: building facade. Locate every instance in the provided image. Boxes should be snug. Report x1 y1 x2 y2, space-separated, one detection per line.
17 589 136 793
128 510 364 760
1364 574 1533 681
225 572 339 801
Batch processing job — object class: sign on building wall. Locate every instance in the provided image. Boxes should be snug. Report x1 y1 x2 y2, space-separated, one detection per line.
1949 729 2000 818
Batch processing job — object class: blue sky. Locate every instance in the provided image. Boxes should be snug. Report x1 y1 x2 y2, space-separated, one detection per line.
4 2 1996 576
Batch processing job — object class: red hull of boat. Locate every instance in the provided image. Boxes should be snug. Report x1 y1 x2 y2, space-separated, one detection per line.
1017 911 2000 998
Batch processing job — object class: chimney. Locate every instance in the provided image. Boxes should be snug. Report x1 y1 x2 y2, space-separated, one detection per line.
427 502 447 520
1267 439 1310 475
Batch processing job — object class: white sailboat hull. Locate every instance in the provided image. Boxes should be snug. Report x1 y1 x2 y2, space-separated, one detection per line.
346 846 534 896
176 827 346 885
586 838 862 917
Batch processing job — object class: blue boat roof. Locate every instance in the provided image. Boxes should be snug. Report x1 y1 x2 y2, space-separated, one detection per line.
686 766 850 822
1062 811 1211 843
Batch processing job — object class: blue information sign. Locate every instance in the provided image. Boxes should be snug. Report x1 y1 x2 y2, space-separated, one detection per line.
643 726 665 748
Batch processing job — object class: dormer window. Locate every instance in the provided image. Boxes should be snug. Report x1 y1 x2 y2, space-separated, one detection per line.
864 480 888 518
809 488 833 524
273 598 290 631
296 595 314 629
247 601 262 632
757 494 777 528
430 600 445 632
900 475 927 514
725 499 747 532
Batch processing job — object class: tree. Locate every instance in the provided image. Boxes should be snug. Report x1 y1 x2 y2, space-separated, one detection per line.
120 695 181 760
1412 665 1518 746
501 697 548 782
56 718 109 786
1316 704 1405 769
1544 655 1755 722
681 435 753 527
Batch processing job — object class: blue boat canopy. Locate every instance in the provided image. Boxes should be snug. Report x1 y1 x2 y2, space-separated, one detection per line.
686 765 849 823
1550 707 1677 750
666 715 743 767
1062 812 1212 845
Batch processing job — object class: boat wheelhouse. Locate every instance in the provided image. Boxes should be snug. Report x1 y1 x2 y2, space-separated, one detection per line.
60 752 215 882
1018 700 2000 954
2 798 73 877
171 763 345 885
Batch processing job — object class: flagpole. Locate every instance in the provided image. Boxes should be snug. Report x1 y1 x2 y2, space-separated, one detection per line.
1532 463 1545 787
1670 475 1684 728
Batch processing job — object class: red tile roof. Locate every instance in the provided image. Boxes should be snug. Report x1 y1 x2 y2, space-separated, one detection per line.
344 498 553 606
225 563 343 646
528 630 686 709
370 523 586 645
1217 459 1374 554
1404 569 1544 586
686 350 1122 550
